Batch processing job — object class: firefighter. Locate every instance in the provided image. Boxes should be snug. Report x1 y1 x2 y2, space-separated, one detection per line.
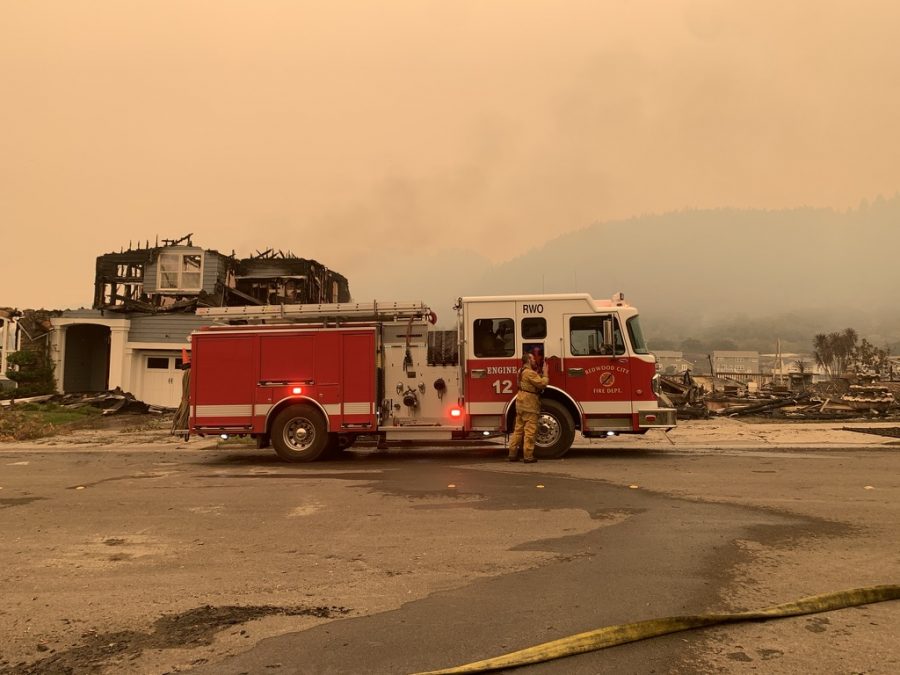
508 351 550 463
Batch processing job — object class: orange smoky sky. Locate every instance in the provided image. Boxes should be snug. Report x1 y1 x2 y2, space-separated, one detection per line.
2 1 899 308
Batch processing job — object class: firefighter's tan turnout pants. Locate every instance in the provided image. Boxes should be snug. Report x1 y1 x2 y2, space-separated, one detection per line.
508 411 539 460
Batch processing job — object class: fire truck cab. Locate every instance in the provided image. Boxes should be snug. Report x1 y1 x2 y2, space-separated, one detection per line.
189 293 676 462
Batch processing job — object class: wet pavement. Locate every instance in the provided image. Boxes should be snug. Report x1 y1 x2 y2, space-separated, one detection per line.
0 423 898 674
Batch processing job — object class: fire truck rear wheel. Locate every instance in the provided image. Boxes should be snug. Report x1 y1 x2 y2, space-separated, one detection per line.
534 399 575 459
271 405 328 462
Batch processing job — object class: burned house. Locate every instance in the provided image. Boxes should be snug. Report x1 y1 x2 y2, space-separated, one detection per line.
48 236 350 407
93 234 350 311
710 350 760 378
0 309 20 393
653 350 695 376
1 309 59 397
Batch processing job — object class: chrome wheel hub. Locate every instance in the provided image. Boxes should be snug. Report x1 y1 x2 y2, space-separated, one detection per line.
535 413 561 447
285 418 315 450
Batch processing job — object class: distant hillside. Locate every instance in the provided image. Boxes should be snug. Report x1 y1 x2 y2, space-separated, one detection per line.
353 196 900 351
478 196 900 351
643 308 900 355
480 196 900 318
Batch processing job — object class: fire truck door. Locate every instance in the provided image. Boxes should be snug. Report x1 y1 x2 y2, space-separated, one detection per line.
563 314 632 421
465 306 518 425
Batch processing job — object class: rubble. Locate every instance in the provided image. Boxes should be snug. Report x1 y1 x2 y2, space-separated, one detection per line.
658 375 709 419
52 389 172 415
0 394 53 408
840 384 895 411
2 389 170 415
658 374 900 422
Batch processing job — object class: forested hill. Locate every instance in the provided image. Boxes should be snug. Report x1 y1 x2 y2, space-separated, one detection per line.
355 196 900 351
476 196 900 351
482 196 899 317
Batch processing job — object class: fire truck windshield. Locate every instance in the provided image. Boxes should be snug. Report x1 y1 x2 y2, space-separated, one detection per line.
626 316 649 354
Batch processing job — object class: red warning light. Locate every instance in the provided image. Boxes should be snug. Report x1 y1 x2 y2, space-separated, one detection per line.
292 386 303 395
450 407 462 418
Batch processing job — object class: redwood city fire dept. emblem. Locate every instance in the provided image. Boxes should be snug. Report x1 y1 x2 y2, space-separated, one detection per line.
598 372 616 387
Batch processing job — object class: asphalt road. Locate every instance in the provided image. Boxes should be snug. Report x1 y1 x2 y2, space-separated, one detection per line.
1 439 898 674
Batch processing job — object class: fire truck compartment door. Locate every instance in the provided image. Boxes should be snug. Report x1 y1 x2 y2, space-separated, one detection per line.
194 335 256 423
339 331 376 426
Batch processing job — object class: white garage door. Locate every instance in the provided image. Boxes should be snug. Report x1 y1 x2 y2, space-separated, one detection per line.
141 353 185 407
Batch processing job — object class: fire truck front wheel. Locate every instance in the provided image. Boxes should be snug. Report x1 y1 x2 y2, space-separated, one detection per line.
534 399 576 459
271 405 328 462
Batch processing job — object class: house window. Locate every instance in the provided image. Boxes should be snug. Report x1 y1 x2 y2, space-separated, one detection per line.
158 253 203 291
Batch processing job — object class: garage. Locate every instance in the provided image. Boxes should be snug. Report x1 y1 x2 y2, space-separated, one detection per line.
139 351 185 407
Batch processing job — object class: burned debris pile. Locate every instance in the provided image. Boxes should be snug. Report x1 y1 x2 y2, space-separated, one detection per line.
0 389 168 415
658 376 709 419
659 374 900 421
50 389 168 414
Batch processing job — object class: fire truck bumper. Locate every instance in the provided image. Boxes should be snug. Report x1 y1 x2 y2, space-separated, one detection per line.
637 408 677 429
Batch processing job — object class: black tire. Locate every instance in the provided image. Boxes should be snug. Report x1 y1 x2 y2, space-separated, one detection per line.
271 405 328 462
534 399 576 459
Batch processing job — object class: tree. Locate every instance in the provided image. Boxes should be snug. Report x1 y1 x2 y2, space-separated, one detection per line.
813 333 835 378
837 328 858 374
4 350 56 397
813 329 890 379
852 338 890 375
813 329 858 379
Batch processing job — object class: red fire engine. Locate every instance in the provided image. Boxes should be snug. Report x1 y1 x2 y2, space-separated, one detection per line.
189 293 676 462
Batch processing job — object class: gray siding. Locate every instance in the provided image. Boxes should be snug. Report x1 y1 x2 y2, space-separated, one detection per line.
144 259 159 294
127 315 214 344
203 254 226 294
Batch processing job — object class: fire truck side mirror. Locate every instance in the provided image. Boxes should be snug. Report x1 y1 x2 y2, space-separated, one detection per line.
602 319 614 354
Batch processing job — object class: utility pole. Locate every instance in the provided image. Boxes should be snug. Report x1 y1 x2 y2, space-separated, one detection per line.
775 338 783 387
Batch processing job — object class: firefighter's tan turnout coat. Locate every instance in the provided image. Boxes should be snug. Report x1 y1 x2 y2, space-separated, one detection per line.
508 364 549 460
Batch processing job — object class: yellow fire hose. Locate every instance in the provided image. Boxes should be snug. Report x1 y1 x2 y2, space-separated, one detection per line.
412 584 900 675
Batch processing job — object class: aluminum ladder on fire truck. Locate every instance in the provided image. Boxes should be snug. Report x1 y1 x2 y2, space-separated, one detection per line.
196 300 436 324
